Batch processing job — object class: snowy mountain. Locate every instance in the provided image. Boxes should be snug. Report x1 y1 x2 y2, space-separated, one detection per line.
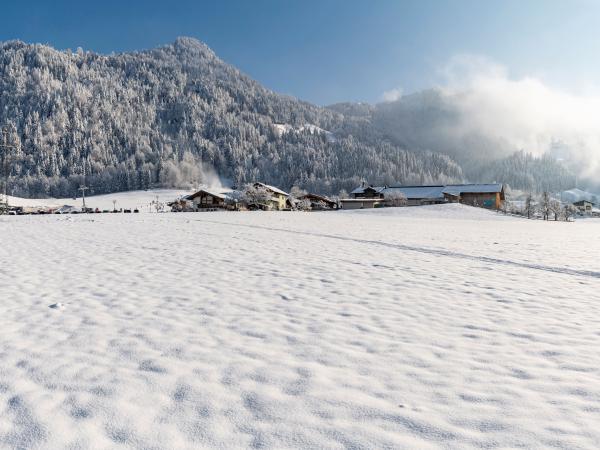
0 38 463 198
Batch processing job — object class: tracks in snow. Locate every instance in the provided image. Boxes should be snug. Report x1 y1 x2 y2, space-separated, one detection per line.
197 219 600 280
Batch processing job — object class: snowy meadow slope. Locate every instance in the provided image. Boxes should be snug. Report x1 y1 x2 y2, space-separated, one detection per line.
1 205 599 449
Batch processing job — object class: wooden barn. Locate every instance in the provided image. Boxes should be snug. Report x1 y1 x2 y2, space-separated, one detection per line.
298 193 338 210
442 184 505 209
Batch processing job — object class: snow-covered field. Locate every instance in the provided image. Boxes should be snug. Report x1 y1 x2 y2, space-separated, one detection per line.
1 205 599 449
6 189 191 212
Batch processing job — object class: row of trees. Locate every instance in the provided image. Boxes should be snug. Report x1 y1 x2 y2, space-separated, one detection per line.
503 191 578 221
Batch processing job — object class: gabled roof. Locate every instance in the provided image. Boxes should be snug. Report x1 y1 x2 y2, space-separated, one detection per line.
573 200 593 206
186 188 233 201
299 193 337 205
254 182 289 197
351 183 505 200
351 186 385 195
382 186 445 200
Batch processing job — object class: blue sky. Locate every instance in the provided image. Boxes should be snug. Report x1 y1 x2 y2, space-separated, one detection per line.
1 0 599 105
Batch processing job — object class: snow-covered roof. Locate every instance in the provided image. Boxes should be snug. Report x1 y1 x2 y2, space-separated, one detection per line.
442 184 504 195
254 182 289 197
573 200 594 206
186 188 233 200
352 183 504 199
55 204 79 213
350 186 385 195
383 186 445 200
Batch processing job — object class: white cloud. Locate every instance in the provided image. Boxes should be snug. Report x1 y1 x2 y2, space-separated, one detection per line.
435 54 600 181
381 87 403 102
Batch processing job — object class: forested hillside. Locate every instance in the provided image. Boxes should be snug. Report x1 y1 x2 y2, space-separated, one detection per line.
0 38 463 197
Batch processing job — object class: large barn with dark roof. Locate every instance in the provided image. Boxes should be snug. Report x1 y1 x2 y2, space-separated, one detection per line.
350 184 505 209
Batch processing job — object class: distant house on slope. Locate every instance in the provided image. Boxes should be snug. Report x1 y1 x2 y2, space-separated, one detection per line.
573 200 593 215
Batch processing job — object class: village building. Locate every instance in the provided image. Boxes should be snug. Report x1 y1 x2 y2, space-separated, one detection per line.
253 182 289 210
349 183 505 209
380 186 446 206
350 186 385 199
298 193 338 210
573 200 593 215
339 198 382 209
441 184 505 209
186 188 234 210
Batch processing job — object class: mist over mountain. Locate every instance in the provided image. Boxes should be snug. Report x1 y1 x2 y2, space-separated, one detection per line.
0 38 579 198
332 88 578 193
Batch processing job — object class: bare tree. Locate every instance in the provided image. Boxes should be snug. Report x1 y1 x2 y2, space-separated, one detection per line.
524 193 536 219
548 199 562 221
242 184 272 209
563 203 577 222
384 191 407 207
290 185 307 199
540 192 551 220
296 198 312 211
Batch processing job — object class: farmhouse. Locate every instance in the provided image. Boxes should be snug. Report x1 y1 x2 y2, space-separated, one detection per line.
382 186 446 206
442 184 505 209
298 193 338 210
253 182 289 210
186 188 233 210
573 200 593 215
350 183 505 209
350 185 385 199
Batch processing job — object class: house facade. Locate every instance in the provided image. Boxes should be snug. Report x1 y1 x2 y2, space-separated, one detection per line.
253 182 289 210
340 198 382 209
573 200 593 215
442 184 505 209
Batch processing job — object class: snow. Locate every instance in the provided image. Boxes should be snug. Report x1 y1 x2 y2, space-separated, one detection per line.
1 204 599 449
6 189 192 212
273 123 337 142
